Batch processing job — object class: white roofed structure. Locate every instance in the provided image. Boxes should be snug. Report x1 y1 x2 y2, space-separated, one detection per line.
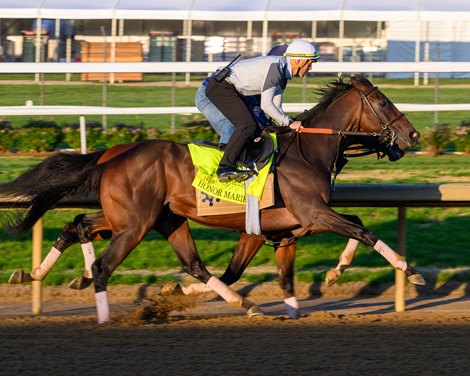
0 0 469 21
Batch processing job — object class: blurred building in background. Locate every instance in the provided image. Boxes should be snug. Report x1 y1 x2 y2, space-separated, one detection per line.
0 1 468 78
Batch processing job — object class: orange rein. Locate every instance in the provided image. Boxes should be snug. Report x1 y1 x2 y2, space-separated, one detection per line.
298 128 335 135
299 128 338 134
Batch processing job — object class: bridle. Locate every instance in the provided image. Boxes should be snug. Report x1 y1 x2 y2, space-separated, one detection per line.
356 86 404 149
295 84 408 189
299 85 405 150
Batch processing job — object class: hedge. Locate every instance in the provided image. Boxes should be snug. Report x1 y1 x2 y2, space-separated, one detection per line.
0 118 219 153
420 121 470 156
1 119 469 155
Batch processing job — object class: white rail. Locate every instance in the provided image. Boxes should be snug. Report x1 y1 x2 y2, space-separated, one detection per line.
0 61 469 74
1 60 468 116
1 103 470 116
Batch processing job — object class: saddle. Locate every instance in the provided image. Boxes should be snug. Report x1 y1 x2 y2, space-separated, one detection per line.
238 133 274 172
193 133 274 173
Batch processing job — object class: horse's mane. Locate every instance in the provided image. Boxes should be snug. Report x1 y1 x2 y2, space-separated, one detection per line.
295 75 370 123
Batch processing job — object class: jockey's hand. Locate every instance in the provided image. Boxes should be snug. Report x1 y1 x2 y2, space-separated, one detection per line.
288 121 303 132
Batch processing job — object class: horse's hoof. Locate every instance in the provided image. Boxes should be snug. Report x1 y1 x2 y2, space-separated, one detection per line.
407 273 426 286
69 276 93 290
405 266 426 286
247 306 264 317
8 269 33 284
286 307 301 319
325 268 342 287
161 282 184 295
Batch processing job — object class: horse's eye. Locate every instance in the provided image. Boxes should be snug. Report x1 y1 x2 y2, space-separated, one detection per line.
380 101 387 107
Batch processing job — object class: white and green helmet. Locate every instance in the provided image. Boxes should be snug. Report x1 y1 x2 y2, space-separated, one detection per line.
284 39 320 60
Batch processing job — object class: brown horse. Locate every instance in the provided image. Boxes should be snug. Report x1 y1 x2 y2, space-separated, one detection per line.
9 143 367 320
0 75 423 323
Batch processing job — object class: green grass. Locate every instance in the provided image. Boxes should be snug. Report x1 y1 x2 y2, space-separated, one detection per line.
2 73 470 85
337 154 470 183
0 77 468 132
0 154 469 285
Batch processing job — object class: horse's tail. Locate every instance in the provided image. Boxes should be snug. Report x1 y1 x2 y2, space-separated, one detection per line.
0 150 107 235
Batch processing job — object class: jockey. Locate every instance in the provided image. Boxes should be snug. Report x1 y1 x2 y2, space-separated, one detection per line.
195 44 288 150
203 39 320 182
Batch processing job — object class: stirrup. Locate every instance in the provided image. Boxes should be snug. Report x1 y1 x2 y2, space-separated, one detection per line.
233 170 254 183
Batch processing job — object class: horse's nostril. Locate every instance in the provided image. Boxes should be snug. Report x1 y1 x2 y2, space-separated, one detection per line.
410 131 420 140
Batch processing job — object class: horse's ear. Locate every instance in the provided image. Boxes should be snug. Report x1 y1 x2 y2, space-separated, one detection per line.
350 74 373 91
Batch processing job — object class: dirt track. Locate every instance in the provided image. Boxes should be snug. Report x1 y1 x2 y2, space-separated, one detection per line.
2 282 470 376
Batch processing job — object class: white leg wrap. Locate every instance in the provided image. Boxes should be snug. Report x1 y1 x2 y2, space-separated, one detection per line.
206 276 243 306
284 296 300 319
81 242 96 278
30 247 62 280
182 283 213 295
95 291 110 324
337 239 360 269
374 240 407 271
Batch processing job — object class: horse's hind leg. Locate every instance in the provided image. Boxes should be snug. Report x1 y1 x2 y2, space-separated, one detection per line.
8 221 79 284
69 212 111 290
274 239 300 319
157 216 262 317
92 229 148 324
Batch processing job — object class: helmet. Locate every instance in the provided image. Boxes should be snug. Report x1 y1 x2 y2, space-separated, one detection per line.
268 44 288 56
284 39 320 60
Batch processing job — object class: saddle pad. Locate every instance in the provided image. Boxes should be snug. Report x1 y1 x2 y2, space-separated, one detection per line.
188 133 276 204
196 173 274 216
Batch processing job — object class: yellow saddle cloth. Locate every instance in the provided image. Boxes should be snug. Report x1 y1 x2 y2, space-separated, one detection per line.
188 134 276 205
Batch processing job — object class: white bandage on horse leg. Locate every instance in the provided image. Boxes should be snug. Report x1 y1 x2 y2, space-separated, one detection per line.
206 276 243 306
181 283 213 295
374 240 407 271
30 247 62 280
284 296 300 319
81 242 96 278
337 238 360 269
95 291 110 324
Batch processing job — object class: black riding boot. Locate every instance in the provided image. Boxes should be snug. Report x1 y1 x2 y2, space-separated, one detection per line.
217 128 253 182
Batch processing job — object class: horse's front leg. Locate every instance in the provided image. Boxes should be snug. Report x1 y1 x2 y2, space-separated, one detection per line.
159 217 263 317
169 232 266 303
299 205 425 286
325 213 363 286
325 238 359 286
274 239 300 319
8 221 79 284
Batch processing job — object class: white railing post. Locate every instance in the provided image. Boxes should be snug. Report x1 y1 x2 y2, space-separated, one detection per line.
79 115 87 154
